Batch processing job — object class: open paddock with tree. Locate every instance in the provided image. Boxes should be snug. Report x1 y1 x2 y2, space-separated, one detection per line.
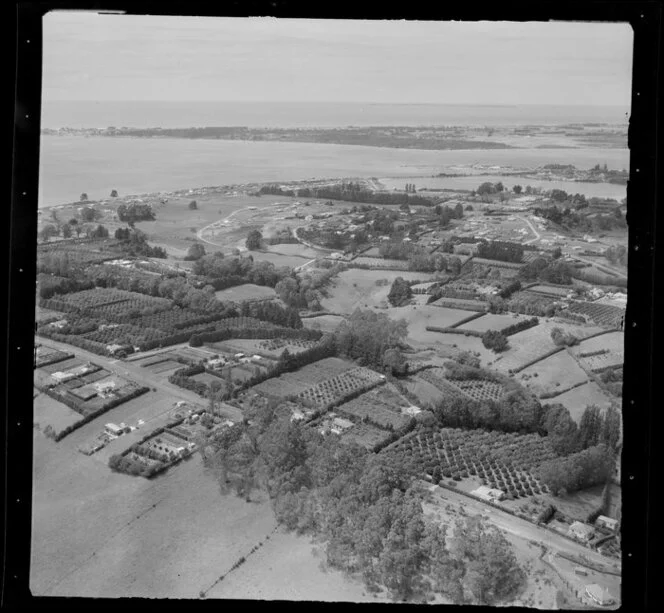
34 391 83 437
321 268 438 313
518 352 589 398
490 320 604 374
569 331 624 372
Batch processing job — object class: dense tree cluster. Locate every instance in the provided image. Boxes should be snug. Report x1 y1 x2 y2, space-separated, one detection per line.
197 407 525 604
333 309 408 371
114 229 167 258
550 327 579 347
117 202 156 223
184 243 206 261
259 182 438 207
387 277 413 307
538 444 616 495
476 241 524 264
245 230 264 250
481 330 509 353
274 264 344 311
192 252 291 289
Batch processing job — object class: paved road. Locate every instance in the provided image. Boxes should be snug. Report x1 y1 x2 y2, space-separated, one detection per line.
518 215 542 245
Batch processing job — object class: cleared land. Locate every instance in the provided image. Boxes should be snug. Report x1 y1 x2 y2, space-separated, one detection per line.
302 314 346 333
33 391 82 434
214 284 277 302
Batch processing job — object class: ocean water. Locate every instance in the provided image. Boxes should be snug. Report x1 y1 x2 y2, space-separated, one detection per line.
38 135 630 208
41 101 630 130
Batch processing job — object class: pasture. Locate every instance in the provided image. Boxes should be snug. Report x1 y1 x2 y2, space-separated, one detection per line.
34 391 82 435
214 284 277 303
490 320 604 374
544 382 613 423
457 312 531 334
518 351 589 398
302 314 346 333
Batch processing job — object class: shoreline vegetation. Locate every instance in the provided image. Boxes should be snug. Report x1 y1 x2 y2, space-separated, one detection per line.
38 163 627 212
41 122 627 152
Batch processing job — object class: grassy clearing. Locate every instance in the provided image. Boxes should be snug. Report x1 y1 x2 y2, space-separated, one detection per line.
207 530 385 602
302 315 346 333
321 269 438 314
544 382 613 423
214 284 277 302
33 391 82 435
457 312 531 334
517 352 589 398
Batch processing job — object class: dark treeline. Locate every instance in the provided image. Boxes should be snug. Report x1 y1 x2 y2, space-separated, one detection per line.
259 183 438 207
476 240 524 263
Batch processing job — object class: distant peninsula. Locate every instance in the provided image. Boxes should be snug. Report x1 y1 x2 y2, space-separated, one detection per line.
41 125 517 150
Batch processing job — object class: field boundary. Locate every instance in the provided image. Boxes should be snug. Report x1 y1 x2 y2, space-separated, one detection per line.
509 346 566 374
539 379 588 400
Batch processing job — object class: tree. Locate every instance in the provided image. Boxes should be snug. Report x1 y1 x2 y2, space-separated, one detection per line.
448 256 462 276
383 347 407 376
110 189 118 197
90 224 109 239
189 200 198 210
450 516 526 605
80 206 100 222
39 224 59 242
185 243 206 261
387 277 412 307
80 192 89 201
550 327 578 347
513 185 522 194
115 227 130 240
61 224 72 239
246 229 263 251
481 330 509 353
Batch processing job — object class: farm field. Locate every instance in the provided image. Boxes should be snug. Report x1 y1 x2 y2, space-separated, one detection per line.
302 314 346 333
34 391 82 435
191 372 226 386
457 312 532 334
337 390 412 430
214 284 277 302
350 257 409 269
525 284 572 297
567 301 625 328
385 427 556 499
490 320 604 374
265 243 321 259
518 351 589 398
544 382 614 423
206 529 385 603
141 359 185 377
251 357 357 399
297 366 385 411
569 331 624 368
320 268 437 313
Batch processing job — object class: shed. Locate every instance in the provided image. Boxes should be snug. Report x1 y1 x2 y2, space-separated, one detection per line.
104 423 124 436
471 486 505 502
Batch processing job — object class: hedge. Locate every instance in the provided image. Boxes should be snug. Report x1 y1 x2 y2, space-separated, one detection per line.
447 310 487 329
501 316 539 337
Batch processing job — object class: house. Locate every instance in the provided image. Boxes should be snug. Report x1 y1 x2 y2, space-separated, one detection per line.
453 242 481 256
595 515 619 532
472 486 505 503
568 521 595 542
584 584 615 607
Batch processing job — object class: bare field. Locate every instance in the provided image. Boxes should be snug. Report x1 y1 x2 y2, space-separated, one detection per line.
544 382 613 422
321 269 438 313
214 284 277 302
403 377 446 406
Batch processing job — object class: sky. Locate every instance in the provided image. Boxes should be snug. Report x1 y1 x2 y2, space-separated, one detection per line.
42 12 634 106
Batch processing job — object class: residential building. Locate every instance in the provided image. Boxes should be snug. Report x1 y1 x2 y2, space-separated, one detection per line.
584 584 615 607
595 515 619 532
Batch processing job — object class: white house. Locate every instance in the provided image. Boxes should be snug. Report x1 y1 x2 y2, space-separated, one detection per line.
471 486 505 503
584 584 615 607
595 515 619 532
568 521 595 542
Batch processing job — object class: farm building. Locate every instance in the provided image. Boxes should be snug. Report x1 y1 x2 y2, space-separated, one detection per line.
331 417 354 433
104 423 124 437
471 486 505 503
568 521 595 542
401 405 422 416
584 584 615 607
595 515 619 532
51 371 76 383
